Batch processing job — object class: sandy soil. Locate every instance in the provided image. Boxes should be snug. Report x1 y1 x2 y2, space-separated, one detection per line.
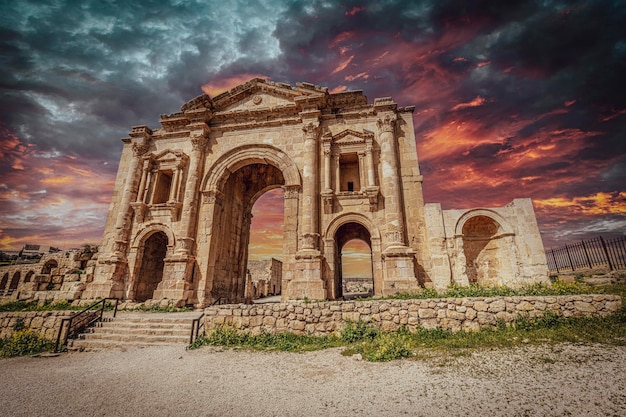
1 343 624 417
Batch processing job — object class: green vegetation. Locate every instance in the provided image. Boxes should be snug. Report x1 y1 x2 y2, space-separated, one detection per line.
0 330 54 357
0 300 85 312
362 280 610 301
190 307 626 362
190 282 626 362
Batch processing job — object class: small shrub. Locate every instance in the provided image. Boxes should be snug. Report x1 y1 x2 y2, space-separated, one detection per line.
340 321 379 343
362 333 412 362
12 317 26 332
1 330 54 357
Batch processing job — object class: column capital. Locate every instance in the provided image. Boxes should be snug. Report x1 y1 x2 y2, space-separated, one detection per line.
190 134 209 152
302 121 320 139
377 114 397 135
132 142 150 157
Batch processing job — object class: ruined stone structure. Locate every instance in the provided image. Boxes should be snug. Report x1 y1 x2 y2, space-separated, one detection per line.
0 247 97 302
246 258 282 299
83 79 548 307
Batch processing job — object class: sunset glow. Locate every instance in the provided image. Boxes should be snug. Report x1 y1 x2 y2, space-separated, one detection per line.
1 0 624 254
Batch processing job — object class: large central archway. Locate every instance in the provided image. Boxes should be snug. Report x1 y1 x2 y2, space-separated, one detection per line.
199 145 301 305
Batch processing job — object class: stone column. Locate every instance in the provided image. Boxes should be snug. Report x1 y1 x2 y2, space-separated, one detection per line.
376 112 420 295
136 158 151 203
377 114 406 248
175 134 208 257
358 151 366 191
113 139 150 257
300 122 320 251
323 144 332 192
334 150 341 192
365 137 375 187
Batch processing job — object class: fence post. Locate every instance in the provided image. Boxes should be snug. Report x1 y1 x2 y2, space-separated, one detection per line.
549 249 560 273
599 236 614 271
564 244 575 271
581 240 593 269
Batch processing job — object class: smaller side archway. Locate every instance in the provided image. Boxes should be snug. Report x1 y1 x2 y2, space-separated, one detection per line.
324 214 382 299
132 231 169 302
24 270 34 283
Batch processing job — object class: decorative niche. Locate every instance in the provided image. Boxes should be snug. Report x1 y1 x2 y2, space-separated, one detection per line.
321 129 380 213
131 149 189 222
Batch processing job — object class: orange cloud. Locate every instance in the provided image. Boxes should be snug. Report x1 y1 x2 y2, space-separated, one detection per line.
201 74 269 97
451 96 486 111
534 192 626 215
331 55 354 74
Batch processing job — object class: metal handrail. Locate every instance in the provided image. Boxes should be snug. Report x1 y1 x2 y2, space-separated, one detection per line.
189 312 206 344
211 297 227 306
54 298 119 352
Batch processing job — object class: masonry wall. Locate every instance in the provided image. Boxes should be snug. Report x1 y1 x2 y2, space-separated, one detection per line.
203 295 622 335
0 311 74 340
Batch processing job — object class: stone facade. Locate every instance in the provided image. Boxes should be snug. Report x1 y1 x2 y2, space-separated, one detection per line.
83 79 549 307
0 311 74 340
203 295 622 335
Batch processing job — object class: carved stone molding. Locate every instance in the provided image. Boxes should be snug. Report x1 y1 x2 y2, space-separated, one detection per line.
302 233 319 250
202 190 224 205
386 230 404 245
190 134 209 152
364 186 379 212
132 142 150 157
283 185 300 199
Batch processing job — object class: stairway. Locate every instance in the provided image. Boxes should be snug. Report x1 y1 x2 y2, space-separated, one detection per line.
69 311 201 350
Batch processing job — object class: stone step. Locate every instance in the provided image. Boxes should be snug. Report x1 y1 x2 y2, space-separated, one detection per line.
69 339 186 351
66 312 201 349
79 332 189 343
85 326 190 337
95 321 192 330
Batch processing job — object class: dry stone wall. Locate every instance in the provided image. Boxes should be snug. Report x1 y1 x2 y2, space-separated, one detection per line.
0 311 74 340
204 295 622 335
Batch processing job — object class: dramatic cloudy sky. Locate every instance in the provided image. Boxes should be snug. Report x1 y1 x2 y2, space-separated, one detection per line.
1 1 625 267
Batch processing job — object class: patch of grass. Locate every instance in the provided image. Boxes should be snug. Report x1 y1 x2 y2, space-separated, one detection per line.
188 325 343 352
190 307 626 362
0 330 54 357
0 300 85 312
368 280 601 301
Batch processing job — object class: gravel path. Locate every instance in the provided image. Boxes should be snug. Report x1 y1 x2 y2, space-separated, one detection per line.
1 343 625 416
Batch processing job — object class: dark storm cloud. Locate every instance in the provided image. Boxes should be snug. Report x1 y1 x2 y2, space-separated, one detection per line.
0 0 624 249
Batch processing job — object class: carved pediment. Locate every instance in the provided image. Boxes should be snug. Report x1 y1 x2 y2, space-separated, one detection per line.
332 129 374 145
152 149 186 163
182 78 328 115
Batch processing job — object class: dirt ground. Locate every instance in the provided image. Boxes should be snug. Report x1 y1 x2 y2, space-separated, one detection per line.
1 343 624 417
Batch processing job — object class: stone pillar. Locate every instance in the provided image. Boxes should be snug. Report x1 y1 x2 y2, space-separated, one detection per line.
136 158 151 203
358 150 366 191
334 150 341 191
365 137 375 187
300 121 320 250
175 133 208 257
113 136 150 258
377 114 407 249
323 144 332 192
290 120 325 301
376 112 420 295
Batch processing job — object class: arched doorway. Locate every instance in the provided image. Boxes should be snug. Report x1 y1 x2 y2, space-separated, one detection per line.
24 271 34 282
207 163 285 303
341 239 373 299
462 215 503 286
42 259 58 275
0 273 8 295
134 231 168 302
8 271 20 295
334 222 373 299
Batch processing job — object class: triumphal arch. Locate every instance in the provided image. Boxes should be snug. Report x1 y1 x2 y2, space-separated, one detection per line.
84 79 548 306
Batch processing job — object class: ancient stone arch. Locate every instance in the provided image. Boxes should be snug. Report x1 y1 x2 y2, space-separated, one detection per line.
323 213 381 299
85 79 548 306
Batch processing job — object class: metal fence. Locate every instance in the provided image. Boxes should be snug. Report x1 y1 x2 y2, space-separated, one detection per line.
546 236 626 273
